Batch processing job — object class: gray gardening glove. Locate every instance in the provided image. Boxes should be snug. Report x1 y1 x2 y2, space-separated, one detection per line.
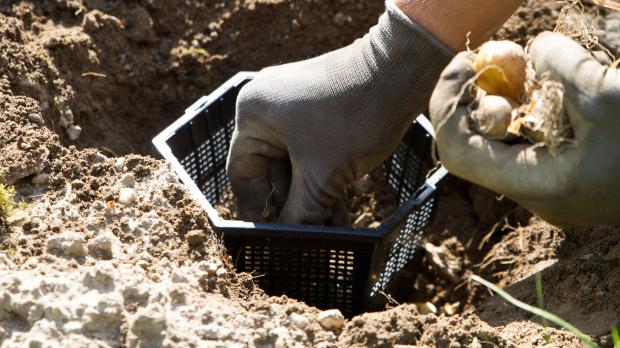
430 32 620 227
226 2 453 225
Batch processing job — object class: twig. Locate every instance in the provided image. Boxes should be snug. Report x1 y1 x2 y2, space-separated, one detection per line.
379 291 400 307
81 72 107 78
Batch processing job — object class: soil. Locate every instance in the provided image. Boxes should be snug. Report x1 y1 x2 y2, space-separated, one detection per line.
1 0 619 347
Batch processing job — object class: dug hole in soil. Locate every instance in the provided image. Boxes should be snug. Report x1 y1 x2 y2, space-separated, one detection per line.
0 0 619 347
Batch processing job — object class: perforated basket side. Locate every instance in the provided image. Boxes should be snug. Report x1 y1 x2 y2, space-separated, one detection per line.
226 235 373 315
367 120 444 300
165 81 249 204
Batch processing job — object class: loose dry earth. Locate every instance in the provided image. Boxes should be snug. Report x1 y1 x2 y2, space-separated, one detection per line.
1 0 619 347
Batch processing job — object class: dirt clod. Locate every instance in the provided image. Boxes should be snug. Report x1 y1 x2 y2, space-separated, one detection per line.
318 309 346 331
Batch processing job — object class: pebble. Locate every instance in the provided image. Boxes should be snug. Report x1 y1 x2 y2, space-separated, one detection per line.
119 188 138 206
47 231 86 258
368 221 381 229
442 302 459 316
31 173 50 185
93 201 106 210
114 158 125 171
317 309 345 330
205 263 218 275
87 233 115 257
66 125 82 141
352 317 364 327
27 114 44 125
415 302 437 315
130 304 167 339
6 210 28 225
215 268 227 278
186 230 207 247
120 174 136 188
289 313 310 330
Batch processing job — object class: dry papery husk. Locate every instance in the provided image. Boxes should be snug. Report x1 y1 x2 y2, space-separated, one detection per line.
510 72 574 153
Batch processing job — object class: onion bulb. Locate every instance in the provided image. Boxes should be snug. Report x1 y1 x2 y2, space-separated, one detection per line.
474 41 527 101
472 95 517 139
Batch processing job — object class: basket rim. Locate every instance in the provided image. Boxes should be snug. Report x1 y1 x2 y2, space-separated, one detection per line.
152 72 448 241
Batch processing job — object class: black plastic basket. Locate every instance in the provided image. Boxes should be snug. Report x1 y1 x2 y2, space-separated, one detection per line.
153 72 448 316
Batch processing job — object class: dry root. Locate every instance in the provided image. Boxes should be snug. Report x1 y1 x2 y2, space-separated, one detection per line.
512 74 573 154
555 0 601 50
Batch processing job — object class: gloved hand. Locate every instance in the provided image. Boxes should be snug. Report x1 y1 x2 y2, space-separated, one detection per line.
430 32 620 227
227 2 452 225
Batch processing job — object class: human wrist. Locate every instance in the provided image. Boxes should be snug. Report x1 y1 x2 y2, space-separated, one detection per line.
392 0 521 51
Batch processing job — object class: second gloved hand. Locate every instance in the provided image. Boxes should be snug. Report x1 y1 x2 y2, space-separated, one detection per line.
430 32 620 226
226 2 452 225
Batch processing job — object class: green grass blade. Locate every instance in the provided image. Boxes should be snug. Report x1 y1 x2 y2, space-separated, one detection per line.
535 272 551 343
535 272 545 311
471 275 599 348
612 325 619 348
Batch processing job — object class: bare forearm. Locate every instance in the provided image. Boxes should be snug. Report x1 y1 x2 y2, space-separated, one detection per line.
394 0 522 51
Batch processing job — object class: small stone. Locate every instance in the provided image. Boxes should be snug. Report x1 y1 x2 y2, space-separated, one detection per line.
171 269 188 283
88 152 108 164
352 317 364 327
83 264 115 289
120 173 136 188
114 158 125 171
289 313 310 330
206 263 218 274
93 201 106 210
28 339 43 348
368 221 381 229
317 309 345 330
186 230 207 247
442 302 459 316
47 231 86 258
169 287 186 304
215 267 227 278
28 114 44 125
31 173 50 185
415 301 437 315
0 325 5 338
6 210 28 225
66 124 82 140
352 212 374 228
130 304 167 342
119 188 138 206
87 233 115 258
